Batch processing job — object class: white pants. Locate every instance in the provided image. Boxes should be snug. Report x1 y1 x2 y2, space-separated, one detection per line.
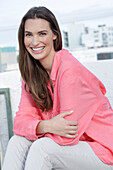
2 135 113 170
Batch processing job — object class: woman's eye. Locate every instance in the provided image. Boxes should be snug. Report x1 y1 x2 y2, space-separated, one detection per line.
40 32 46 36
25 33 32 37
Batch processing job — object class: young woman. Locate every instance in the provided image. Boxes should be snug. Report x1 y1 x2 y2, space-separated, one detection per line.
2 6 113 170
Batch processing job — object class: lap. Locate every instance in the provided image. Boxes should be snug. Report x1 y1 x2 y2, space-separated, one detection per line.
26 137 112 170
3 136 113 170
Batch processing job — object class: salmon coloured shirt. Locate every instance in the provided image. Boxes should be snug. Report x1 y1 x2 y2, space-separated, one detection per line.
13 49 113 165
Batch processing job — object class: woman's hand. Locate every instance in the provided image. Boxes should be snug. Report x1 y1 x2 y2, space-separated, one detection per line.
45 111 78 138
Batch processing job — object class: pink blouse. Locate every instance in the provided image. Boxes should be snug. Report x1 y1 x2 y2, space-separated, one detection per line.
13 49 113 165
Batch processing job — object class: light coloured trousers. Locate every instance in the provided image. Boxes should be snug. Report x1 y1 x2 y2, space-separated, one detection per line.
2 135 113 170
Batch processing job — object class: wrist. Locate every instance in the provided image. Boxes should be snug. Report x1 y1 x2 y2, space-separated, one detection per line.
36 120 51 135
43 119 52 133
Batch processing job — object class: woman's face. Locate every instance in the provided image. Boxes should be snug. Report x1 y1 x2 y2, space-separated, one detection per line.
24 18 57 68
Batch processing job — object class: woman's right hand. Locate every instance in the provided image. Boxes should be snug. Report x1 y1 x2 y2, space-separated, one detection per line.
45 111 78 138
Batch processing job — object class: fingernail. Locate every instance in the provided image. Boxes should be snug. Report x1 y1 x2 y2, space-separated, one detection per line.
70 110 73 113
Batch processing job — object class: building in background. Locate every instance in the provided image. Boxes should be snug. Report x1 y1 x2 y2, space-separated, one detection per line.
62 30 69 48
81 25 113 48
0 46 18 72
61 23 113 61
61 22 84 51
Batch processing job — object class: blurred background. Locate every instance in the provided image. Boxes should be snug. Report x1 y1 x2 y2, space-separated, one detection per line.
0 0 113 68
0 0 113 167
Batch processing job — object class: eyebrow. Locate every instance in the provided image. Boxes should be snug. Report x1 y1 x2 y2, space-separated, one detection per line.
38 30 48 33
24 30 48 33
24 31 31 34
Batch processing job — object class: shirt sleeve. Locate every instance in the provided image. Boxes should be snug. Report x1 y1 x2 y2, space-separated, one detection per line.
13 80 43 141
57 66 101 145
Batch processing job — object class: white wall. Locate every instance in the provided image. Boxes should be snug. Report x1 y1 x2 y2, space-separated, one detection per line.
0 69 21 119
83 60 113 107
68 23 84 50
0 60 113 121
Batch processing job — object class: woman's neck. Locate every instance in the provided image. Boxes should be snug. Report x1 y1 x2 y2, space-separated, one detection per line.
40 51 56 75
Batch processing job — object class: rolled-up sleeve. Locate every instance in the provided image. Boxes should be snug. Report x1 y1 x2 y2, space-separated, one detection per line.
13 80 43 141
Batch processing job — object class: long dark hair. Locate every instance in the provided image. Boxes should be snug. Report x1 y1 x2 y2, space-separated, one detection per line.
18 6 62 112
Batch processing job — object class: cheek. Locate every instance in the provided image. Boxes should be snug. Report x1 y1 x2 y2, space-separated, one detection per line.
43 35 53 46
24 37 31 47
42 37 49 45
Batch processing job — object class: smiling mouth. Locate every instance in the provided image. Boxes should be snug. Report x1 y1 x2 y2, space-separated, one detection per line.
31 47 45 52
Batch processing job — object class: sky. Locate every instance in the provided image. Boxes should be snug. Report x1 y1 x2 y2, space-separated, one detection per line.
0 0 113 46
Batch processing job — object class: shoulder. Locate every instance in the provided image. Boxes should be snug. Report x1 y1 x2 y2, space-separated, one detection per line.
57 49 85 75
58 50 105 86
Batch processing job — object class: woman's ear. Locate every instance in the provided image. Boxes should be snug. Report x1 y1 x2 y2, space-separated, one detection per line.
53 34 57 40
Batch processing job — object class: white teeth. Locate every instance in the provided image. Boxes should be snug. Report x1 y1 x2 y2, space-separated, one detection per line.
32 47 44 51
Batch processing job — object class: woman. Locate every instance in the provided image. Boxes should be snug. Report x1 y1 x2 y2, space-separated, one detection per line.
2 6 113 170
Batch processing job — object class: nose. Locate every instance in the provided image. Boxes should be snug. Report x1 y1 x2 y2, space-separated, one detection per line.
32 35 39 46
